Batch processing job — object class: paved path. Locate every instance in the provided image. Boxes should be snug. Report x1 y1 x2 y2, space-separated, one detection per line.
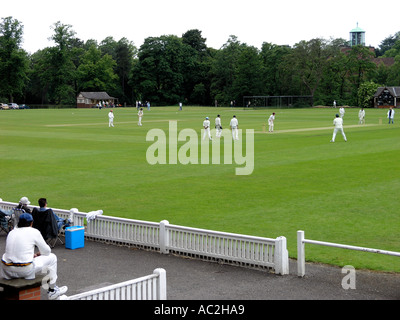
0 234 399 301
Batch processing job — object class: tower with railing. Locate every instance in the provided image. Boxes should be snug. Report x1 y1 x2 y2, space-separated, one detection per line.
350 23 365 46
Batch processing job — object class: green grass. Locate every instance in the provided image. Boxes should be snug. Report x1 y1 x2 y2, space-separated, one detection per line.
1 106 399 272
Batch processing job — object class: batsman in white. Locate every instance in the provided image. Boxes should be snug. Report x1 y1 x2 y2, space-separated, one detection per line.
138 108 143 126
203 117 212 140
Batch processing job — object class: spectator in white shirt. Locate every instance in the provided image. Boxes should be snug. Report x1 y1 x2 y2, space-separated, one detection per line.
1 213 68 300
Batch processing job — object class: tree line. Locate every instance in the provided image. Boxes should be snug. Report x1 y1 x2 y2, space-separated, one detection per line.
1 16 400 107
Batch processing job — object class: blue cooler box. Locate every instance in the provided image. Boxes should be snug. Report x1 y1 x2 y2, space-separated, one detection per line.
65 226 85 250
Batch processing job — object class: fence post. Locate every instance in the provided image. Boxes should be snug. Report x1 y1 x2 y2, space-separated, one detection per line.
69 208 78 225
159 220 169 254
297 230 305 277
153 268 167 300
274 236 289 275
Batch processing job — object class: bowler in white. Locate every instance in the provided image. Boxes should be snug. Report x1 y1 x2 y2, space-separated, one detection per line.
268 112 275 132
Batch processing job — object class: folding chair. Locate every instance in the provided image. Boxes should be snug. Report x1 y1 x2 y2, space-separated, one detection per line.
31 208 64 248
0 209 12 234
10 208 26 230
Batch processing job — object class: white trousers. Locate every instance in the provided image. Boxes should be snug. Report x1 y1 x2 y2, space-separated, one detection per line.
232 128 238 140
138 116 142 126
203 128 212 140
109 120 114 127
332 128 347 142
1 253 58 285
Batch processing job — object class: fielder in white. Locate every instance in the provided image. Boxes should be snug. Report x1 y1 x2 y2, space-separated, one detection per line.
331 114 347 142
108 110 114 127
203 117 212 140
230 115 239 140
339 106 345 118
358 108 365 124
215 115 222 138
268 112 276 132
138 108 143 126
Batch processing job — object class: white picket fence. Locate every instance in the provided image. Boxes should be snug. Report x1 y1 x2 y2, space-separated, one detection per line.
297 230 400 277
0 200 289 275
60 268 166 300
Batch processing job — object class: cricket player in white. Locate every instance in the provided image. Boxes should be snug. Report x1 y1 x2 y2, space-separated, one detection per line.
339 107 345 118
203 117 212 140
215 115 222 138
358 108 365 124
108 110 114 127
230 115 239 140
387 107 395 124
138 108 143 126
331 114 347 142
268 112 275 132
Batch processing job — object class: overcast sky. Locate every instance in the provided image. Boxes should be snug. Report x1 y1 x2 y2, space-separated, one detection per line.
2 0 400 54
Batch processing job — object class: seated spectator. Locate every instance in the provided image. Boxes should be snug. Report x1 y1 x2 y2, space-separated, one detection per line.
1 213 68 299
16 196 32 213
37 198 71 230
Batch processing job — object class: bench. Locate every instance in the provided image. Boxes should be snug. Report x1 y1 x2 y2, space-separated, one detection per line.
0 275 45 300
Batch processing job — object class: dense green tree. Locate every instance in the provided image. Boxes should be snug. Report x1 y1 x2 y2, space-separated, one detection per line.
76 45 118 92
45 21 78 104
232 45 264 100
182 29 207 56
376 32 400 57
131 35 194 105
260 43 291 96
346 45 376 105
181 29 212 105
210 35 244 106
99 37 137 104
282 38 332 105
358 80 380 108
3 15 399 107
0 17 29 102
27 48 53 104
315 38 350 105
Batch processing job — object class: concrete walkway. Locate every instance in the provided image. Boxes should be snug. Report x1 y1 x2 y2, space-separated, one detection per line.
0 234 399 300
